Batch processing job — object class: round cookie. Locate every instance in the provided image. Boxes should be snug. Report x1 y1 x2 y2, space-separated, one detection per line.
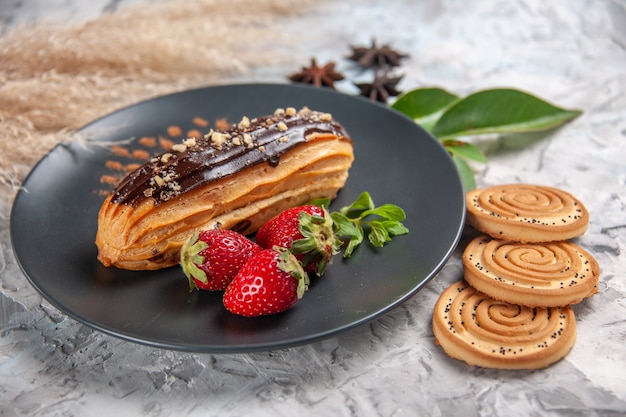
466 184 589 243
432 280 577 370
462 235 599 307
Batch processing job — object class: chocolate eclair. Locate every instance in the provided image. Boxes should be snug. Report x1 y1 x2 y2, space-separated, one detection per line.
95 107 354 270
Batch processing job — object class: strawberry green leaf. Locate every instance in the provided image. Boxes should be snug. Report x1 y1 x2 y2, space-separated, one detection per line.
290 208 341 276
391 87 460 132
276 247 309 299
432 88 582 140
179 232 209 290
443 140 487 163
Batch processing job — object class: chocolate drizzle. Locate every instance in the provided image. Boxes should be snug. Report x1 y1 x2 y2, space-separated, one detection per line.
110 107 350 206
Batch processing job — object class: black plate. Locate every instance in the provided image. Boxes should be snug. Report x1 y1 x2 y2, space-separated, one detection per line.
10 83 465 352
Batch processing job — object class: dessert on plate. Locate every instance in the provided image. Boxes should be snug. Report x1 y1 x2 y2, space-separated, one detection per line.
96 107 354 270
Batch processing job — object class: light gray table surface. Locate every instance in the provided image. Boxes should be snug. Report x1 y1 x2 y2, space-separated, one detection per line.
1 1 625 416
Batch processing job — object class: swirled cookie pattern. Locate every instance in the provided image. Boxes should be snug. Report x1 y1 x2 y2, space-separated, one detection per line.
463 235 599 307
432 281 577 370
466 184 589 242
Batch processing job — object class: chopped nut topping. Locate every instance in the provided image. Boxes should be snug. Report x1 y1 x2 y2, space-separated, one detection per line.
183 138 197 147
105 105 351 208
211 132 228 149
238 116 250 130
153 176 165 187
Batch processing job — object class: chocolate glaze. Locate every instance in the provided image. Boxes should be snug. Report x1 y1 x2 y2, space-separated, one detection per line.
111 107 351 206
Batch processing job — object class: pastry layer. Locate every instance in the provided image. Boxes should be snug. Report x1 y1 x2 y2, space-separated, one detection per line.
432 280 577 370
462 235 599 307
96 107 354 270
466 184 589 243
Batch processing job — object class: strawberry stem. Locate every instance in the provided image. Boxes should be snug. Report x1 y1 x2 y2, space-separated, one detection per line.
275 246 309 299
180 232 209 290
290 207 342 275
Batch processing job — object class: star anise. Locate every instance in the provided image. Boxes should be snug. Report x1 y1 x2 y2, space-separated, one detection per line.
356 72 404 103
348 40 408 69
288 58 345 89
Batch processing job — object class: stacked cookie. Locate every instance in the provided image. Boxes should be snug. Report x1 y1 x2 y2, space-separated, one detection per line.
433 184 600 370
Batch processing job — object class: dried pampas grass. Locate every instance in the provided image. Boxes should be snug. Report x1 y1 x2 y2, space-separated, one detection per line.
0 0 317 193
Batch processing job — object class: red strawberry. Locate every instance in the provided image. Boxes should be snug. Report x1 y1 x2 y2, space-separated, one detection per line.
223 247 309 317
180 229 261 291
255 205 341 275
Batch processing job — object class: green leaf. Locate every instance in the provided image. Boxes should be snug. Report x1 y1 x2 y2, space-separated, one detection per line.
452 154 476 191
343 227 364 258
343 236 363 258
432 88 582 140
310 197 331 208
330 212 362 240
443 140 487 163
391 87 460 132
340 191 374 217
368 221 391 247
382 220 409 237
330 196 408 257
362 204 406 222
